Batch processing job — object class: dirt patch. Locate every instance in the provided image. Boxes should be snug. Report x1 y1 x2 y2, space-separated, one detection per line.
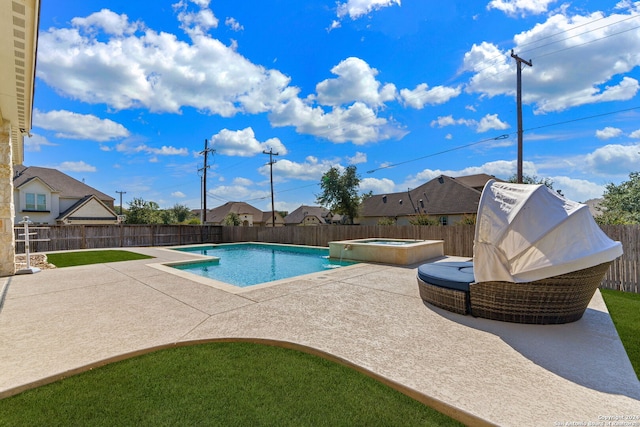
15 254 56 271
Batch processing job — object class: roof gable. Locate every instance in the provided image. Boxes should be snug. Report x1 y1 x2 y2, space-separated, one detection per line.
284 205 330 224
13 166 114 201
57 195 117 221
206 201 264 223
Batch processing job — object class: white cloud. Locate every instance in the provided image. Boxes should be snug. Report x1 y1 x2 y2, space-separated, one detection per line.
585 143 640 175
116 142 189 156
225 17 244 31
359 177 395 194
33 109 130 142
315 57 397 107
71 9 139 36
346 151 367 164
37 7 411 146
37 7 292 117
174 0 219 33
477 114 510 133
548 176 605 202
233 177 253 186
465 8 640 113
400 83 461 109
211 127 288 157
56 161 97 172
270 98 407 144
24 134 56 152
630 129 640 138
171 191 186 198
487 0 557 17
336 0 401 20
595 127 623 140
430 114 509 133
260 156 338 181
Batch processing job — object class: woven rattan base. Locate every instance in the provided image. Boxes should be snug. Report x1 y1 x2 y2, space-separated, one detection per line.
417 277 469 315
469 262 613 324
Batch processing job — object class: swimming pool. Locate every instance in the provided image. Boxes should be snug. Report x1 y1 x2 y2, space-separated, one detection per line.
171 243 358 287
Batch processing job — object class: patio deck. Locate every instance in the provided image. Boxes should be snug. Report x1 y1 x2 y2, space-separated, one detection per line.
1 247 638 426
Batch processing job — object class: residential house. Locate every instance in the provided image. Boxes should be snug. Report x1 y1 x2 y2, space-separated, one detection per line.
206 201 284 226
13 165 118 225
284 205 342 226
357 174 499 226
1 0 40 276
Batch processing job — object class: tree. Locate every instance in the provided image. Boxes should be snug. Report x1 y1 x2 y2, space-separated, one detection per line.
377 217 396 225
125 198 162 224
596 172 640 225
507 174 563 196
316 165 362 224
167 203 194 223
409 214 439 226
223 212 242 226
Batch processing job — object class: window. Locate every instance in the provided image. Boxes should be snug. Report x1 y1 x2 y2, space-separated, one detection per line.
25 193 47 211
439 216 448 226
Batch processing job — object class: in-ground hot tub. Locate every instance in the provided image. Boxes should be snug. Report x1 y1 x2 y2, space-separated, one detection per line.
328 238 444 265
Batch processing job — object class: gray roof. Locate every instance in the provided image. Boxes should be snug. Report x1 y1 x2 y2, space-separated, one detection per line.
57 195 117 221
13 165 114 202
284 205 331 225
206 201 264 223
360 174 491 218
453 173 502 192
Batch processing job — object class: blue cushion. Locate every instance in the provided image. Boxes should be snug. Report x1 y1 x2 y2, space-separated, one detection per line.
417 262 475 292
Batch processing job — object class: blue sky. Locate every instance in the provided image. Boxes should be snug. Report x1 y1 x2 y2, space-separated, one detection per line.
26 0 640 213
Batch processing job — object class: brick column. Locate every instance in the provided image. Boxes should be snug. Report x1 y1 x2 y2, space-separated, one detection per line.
0 120 16 277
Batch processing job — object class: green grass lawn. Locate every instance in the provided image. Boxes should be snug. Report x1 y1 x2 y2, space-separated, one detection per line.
601 288 640 379
0 342 463 427
46 250 154 267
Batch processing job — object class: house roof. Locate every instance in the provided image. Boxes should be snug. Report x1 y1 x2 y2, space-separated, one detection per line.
1 0 40 165
206 201 264 223
57 195 117 221
360 174 490 218
261 211 284 224
452 174 501 192
13 165 114 202
284 205 331 225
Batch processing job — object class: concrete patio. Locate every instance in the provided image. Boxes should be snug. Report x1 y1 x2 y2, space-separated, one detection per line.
1 247 638 426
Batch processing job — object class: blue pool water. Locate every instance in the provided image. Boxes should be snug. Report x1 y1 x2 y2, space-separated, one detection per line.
172 243 358 287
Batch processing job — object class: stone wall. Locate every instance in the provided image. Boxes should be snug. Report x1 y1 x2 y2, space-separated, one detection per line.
0 120 16 277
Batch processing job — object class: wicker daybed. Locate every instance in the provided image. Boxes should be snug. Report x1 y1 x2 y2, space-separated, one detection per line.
417 261 614 324
417 180 623 325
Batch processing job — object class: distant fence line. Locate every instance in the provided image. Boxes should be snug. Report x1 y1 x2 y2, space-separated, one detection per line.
13 223 639 293
14 224 223 252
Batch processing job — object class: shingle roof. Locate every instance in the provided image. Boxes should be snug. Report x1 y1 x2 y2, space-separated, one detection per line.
453 174 502 191
360 174 489 218
13 165 114 201
206 201 264 223
284 205 331 225
57 195 117 221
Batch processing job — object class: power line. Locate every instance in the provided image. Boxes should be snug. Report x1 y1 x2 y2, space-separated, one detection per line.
366 104 640 175
366 134 510 174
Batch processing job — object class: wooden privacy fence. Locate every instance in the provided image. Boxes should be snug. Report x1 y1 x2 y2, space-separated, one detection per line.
13 223 639 293
13 224 223 252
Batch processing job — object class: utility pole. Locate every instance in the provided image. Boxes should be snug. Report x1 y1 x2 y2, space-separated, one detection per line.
263 148 279 227
511 49 532 184
116 191 126 215
199 139 215 224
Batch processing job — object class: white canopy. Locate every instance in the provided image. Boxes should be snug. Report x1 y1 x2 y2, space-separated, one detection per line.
473 180 623 283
